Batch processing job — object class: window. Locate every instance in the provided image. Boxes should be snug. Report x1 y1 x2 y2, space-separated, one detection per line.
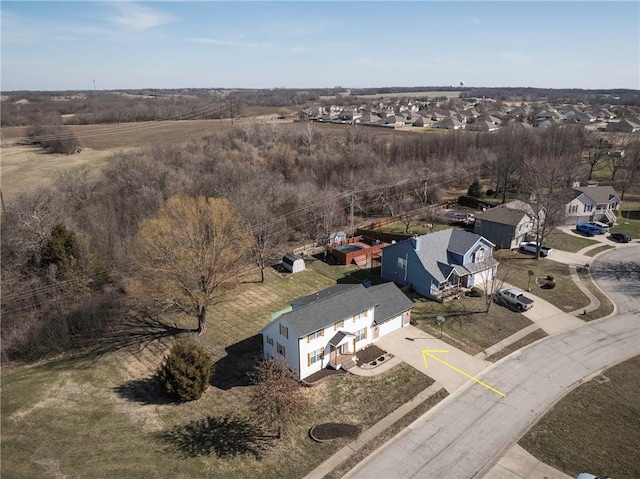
474 248 485 263
397 257 407 270
276 342 286 358
308 348 323 366
307 329 324 342
355 328 367 342
569 204 578 214
279 323 289 339
584 204 593 212
334 320 344 331
266 336 273 346
353 310 368 322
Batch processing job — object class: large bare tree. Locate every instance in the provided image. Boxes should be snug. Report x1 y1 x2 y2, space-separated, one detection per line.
134 196 249 334
520 155 569 259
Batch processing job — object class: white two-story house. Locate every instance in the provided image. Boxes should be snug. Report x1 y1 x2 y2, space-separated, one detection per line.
565 185 621 225
260 283 413 381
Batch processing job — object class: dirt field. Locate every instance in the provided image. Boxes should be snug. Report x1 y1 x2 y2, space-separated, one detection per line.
0 146 122 200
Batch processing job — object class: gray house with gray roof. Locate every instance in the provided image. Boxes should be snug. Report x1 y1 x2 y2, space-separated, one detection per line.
473 206 534 249
381 229 498 301
260 282 413 380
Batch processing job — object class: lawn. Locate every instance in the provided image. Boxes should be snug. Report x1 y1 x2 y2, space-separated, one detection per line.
611 215 640 239
408 294 533 356
374 219 455 236
1 262 435 479
495 250 591 312
543 230 599 252
519 356 640 479
584 244 614 257
577 270 615 322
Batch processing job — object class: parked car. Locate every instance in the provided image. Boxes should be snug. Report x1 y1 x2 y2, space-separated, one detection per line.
576 223 601 236
519 241 553 257
587 221 610 234
576 474 611 479
609 232 631 243
495 287 535 311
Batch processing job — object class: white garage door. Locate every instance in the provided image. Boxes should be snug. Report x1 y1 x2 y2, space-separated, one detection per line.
378 315 403 337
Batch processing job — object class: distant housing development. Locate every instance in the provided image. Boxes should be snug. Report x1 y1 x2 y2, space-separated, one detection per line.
299 98 640 133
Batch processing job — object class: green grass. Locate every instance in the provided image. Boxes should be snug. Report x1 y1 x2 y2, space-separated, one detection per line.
375 220 453 236
543 231 599 253
408 294 533 356
576 270 615 322
495 250 590 312
1 264 434 479
584 244 615 257
611 215 640 239
519 356 640 479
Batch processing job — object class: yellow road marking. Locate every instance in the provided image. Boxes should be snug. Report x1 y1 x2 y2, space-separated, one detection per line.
422 349 506 398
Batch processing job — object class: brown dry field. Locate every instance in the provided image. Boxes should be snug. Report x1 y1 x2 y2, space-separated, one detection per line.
0 118 421 200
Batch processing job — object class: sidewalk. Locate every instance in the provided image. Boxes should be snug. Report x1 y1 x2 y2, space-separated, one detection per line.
303 382 444 479
305 244 620 479
484 444 573 479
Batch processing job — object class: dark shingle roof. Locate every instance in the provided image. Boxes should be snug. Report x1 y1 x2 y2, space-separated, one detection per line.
267 282 415 337
367 283 414 325
280 284 378 337
474 206 528 226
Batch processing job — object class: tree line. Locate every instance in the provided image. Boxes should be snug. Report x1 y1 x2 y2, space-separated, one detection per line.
1 122 638 363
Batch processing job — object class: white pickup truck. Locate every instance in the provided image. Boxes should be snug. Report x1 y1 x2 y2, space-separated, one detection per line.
496 287 535 311
519 241 552 257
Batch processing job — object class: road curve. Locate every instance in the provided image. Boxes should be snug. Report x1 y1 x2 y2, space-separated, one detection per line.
346 246 640 479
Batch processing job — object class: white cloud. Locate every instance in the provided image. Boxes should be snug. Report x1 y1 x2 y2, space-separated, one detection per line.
108 2 176 32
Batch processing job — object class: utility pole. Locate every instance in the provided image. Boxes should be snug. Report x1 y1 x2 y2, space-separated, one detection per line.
350 192 355 238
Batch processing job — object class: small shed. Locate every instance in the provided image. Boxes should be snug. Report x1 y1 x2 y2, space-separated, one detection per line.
328 231 347 245
282 254 305 273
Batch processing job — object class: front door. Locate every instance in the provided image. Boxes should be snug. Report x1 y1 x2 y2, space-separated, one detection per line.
373 326 380 340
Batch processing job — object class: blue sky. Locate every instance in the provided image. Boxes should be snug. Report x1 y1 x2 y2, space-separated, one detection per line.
2 1 639 91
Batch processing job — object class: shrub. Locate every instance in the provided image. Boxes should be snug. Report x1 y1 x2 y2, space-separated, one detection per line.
468 286 484 297
158 339 212 402
467 179 483 198
485 188 495 197
546 274 554 281
542 280 557 290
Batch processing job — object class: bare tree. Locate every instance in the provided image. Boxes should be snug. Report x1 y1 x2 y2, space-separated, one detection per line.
134 196 250 334
584 133 609 181
520 156 569 259
250 358 308 438
492 126 528 203
232 175 289 283
615 137 640 201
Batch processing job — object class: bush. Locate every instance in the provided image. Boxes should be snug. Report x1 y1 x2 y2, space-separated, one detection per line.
542 280 557 290
485 189 495 197
546 274 554 281
468 286 484 297
158 339 212 402
467 179 483 198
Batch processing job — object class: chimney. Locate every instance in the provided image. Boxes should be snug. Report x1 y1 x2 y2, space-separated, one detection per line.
410 235 421 251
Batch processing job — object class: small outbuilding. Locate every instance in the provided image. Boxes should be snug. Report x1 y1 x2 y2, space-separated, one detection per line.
282 253 305 273
328 231 347 245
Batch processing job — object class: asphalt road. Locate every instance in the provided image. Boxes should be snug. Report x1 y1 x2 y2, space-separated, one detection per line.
345 245 640 479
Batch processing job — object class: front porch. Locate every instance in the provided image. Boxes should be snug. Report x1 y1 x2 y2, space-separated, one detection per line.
327 331 358 371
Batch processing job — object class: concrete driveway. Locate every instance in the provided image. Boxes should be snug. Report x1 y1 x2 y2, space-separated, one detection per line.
375 325 490 393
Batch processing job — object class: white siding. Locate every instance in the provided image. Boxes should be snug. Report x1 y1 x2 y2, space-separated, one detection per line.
261 318 299 378
378 315 403 337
